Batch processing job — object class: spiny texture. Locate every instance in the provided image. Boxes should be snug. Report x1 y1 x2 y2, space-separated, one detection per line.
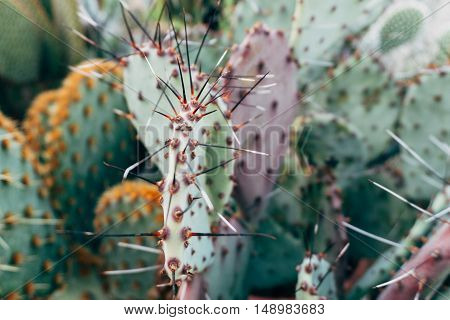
0 112 65 299
397 70 450 199
123 40 234 282
28 60 138 232
295 254 337 300
314 56 402 161
348 186 448 299
94 181 163 299
343 170 416 259
290 0 389 83
378 222 450 299
225 24 298 217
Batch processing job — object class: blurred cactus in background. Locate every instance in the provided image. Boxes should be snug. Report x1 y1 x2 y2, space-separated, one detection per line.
0 0 449 300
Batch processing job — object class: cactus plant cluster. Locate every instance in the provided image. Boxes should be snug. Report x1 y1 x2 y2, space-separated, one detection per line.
0 0 449 301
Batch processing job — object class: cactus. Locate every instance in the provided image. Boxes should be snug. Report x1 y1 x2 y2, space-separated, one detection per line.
378 222 449 299
122 18 237 283
348 185 449 299
295 253 337 300
290 0 389 83
23 90 59 161
231 0 295 42
94 181 163 299
314 56 402 161
0 112 65 299
25 60 138 232
225 23 298 217
360 0 450 76
397 70 450 199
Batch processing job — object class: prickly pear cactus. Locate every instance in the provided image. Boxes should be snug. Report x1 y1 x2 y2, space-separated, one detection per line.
123 38 235 282
94 181 163 299
290 0 389 83
27 61 138 231
314 56 402 160
397 70 450 199
0 112 65 299
231 0 295 42
295 254 337 300
225 24 298 216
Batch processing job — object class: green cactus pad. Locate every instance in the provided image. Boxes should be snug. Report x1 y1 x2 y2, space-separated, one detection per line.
231 0 295 42
397 70 450 199
94 181 163 299
33 61 138 232
0 112 65 299
314 56 402 160
290 0 388 83
123 40 235 282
